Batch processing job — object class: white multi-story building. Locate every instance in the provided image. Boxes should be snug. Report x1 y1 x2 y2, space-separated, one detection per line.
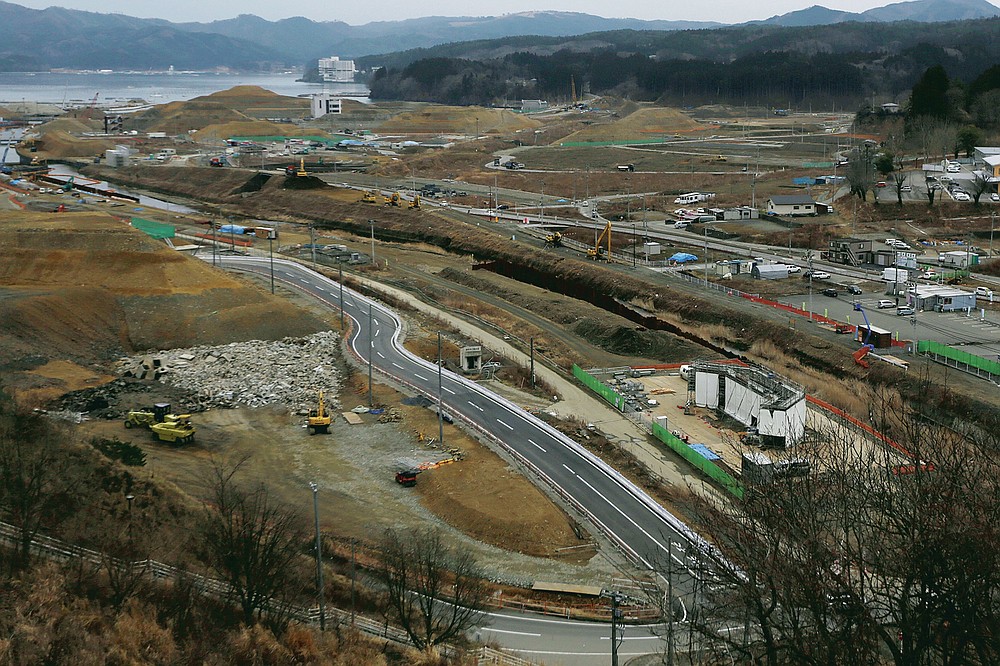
318 56 356 83
311 94 342 118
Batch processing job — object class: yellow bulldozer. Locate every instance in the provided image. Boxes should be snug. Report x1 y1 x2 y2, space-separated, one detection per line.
361 190 379 203
307 391 332 435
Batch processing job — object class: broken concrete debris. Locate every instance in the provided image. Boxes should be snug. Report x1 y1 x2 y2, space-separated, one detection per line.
116 331 342 414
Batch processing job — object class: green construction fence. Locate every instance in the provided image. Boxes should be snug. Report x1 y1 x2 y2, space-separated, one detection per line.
917 339 1000 375
572 364 627 411
571 365 745 499
130 217 175 240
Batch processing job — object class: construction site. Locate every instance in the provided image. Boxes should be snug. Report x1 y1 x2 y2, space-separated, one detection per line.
2 84 999 665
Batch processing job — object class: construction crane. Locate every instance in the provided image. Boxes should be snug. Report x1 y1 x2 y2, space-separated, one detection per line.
0 141 12 175
586 219 612 260
83 92 100 120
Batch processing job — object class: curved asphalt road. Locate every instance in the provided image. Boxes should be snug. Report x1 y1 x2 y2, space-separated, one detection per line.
209 255 716 662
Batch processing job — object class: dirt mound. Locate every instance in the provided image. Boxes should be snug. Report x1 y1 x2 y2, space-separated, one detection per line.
560 106 705 143
376 105 540 135
193 120 320 141
34 128 116 159
194 85 284 101
134 99 251 136
0 211 328 407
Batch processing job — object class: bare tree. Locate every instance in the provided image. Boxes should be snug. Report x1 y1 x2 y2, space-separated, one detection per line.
0 393 66 570
663 385 1000 665
970 170 993 205
198 459 306 626
377 528 489 650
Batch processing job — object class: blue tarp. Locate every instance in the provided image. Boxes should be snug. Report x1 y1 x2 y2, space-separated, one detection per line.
219 224 246 235
689 444 721 461
669 252 698 263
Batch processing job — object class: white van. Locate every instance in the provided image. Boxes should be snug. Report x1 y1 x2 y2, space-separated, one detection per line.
674 221 689 229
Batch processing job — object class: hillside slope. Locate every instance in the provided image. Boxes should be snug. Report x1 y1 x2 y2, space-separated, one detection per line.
0 211 328 406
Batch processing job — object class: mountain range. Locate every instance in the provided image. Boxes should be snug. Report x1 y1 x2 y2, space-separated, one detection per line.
0 0 997 71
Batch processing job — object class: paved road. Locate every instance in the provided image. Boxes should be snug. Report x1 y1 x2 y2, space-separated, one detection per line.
207 255 722 661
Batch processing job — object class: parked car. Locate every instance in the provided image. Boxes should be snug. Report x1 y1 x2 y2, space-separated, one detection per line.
847 285 863 295
877 299 895 309
822 288 839 297
786 265 801 273
876 181 887 188
900 184 912 192
810 271 831 280
897 306 916 316
922 271 937 279
954 192 971 201
975 286 993 298
992 193 1000 202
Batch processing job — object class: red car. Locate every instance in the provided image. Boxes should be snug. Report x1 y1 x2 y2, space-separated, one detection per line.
877 181 887 188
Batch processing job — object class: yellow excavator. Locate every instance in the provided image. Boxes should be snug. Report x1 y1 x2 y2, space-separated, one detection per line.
586 219 612 260
361 190 379 203
384 192 401 206
408 194 421 209
307 391 331 435
544 231 563 247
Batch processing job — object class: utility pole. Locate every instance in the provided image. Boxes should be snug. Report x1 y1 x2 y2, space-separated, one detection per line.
310 224 316 269
309 482 325 631
338 262 344 330
704 224 710 285
990 211 996 259
667 543 676 665
601 589 624 666
368 304 374 407
212 220 218 266
632 222 636 267
350 538 357 625
437 332 444 446
530 337 536 389
268 229 276 294
369 219 376 268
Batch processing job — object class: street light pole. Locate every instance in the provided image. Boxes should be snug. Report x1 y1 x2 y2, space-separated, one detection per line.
268 230 275 294
309 482 326 631
338 262 344 330
530 337 536 389
368 304 373 407
437 332 444 446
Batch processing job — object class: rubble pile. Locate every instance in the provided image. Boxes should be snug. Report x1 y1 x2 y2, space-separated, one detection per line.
117 332 342 413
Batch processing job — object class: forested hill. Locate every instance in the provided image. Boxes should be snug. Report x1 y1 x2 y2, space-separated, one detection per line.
364 18 1000 107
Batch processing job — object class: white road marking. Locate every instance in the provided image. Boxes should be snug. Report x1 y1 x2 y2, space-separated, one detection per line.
414 373 429 381
392 362 404 369
599 636 660 641
374 328 380 337
572 474 664 568
467 401 483 412
484 629 541 637
562 464 574 474
377 351 385 358
442 386 455 395
528 438 546 452
496 419 513 430
299 278 308 283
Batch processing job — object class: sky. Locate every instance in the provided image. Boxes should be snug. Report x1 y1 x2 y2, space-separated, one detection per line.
11 0 999 25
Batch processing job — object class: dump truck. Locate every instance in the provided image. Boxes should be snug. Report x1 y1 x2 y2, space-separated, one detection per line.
307 391 331 435
395 469 418 487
